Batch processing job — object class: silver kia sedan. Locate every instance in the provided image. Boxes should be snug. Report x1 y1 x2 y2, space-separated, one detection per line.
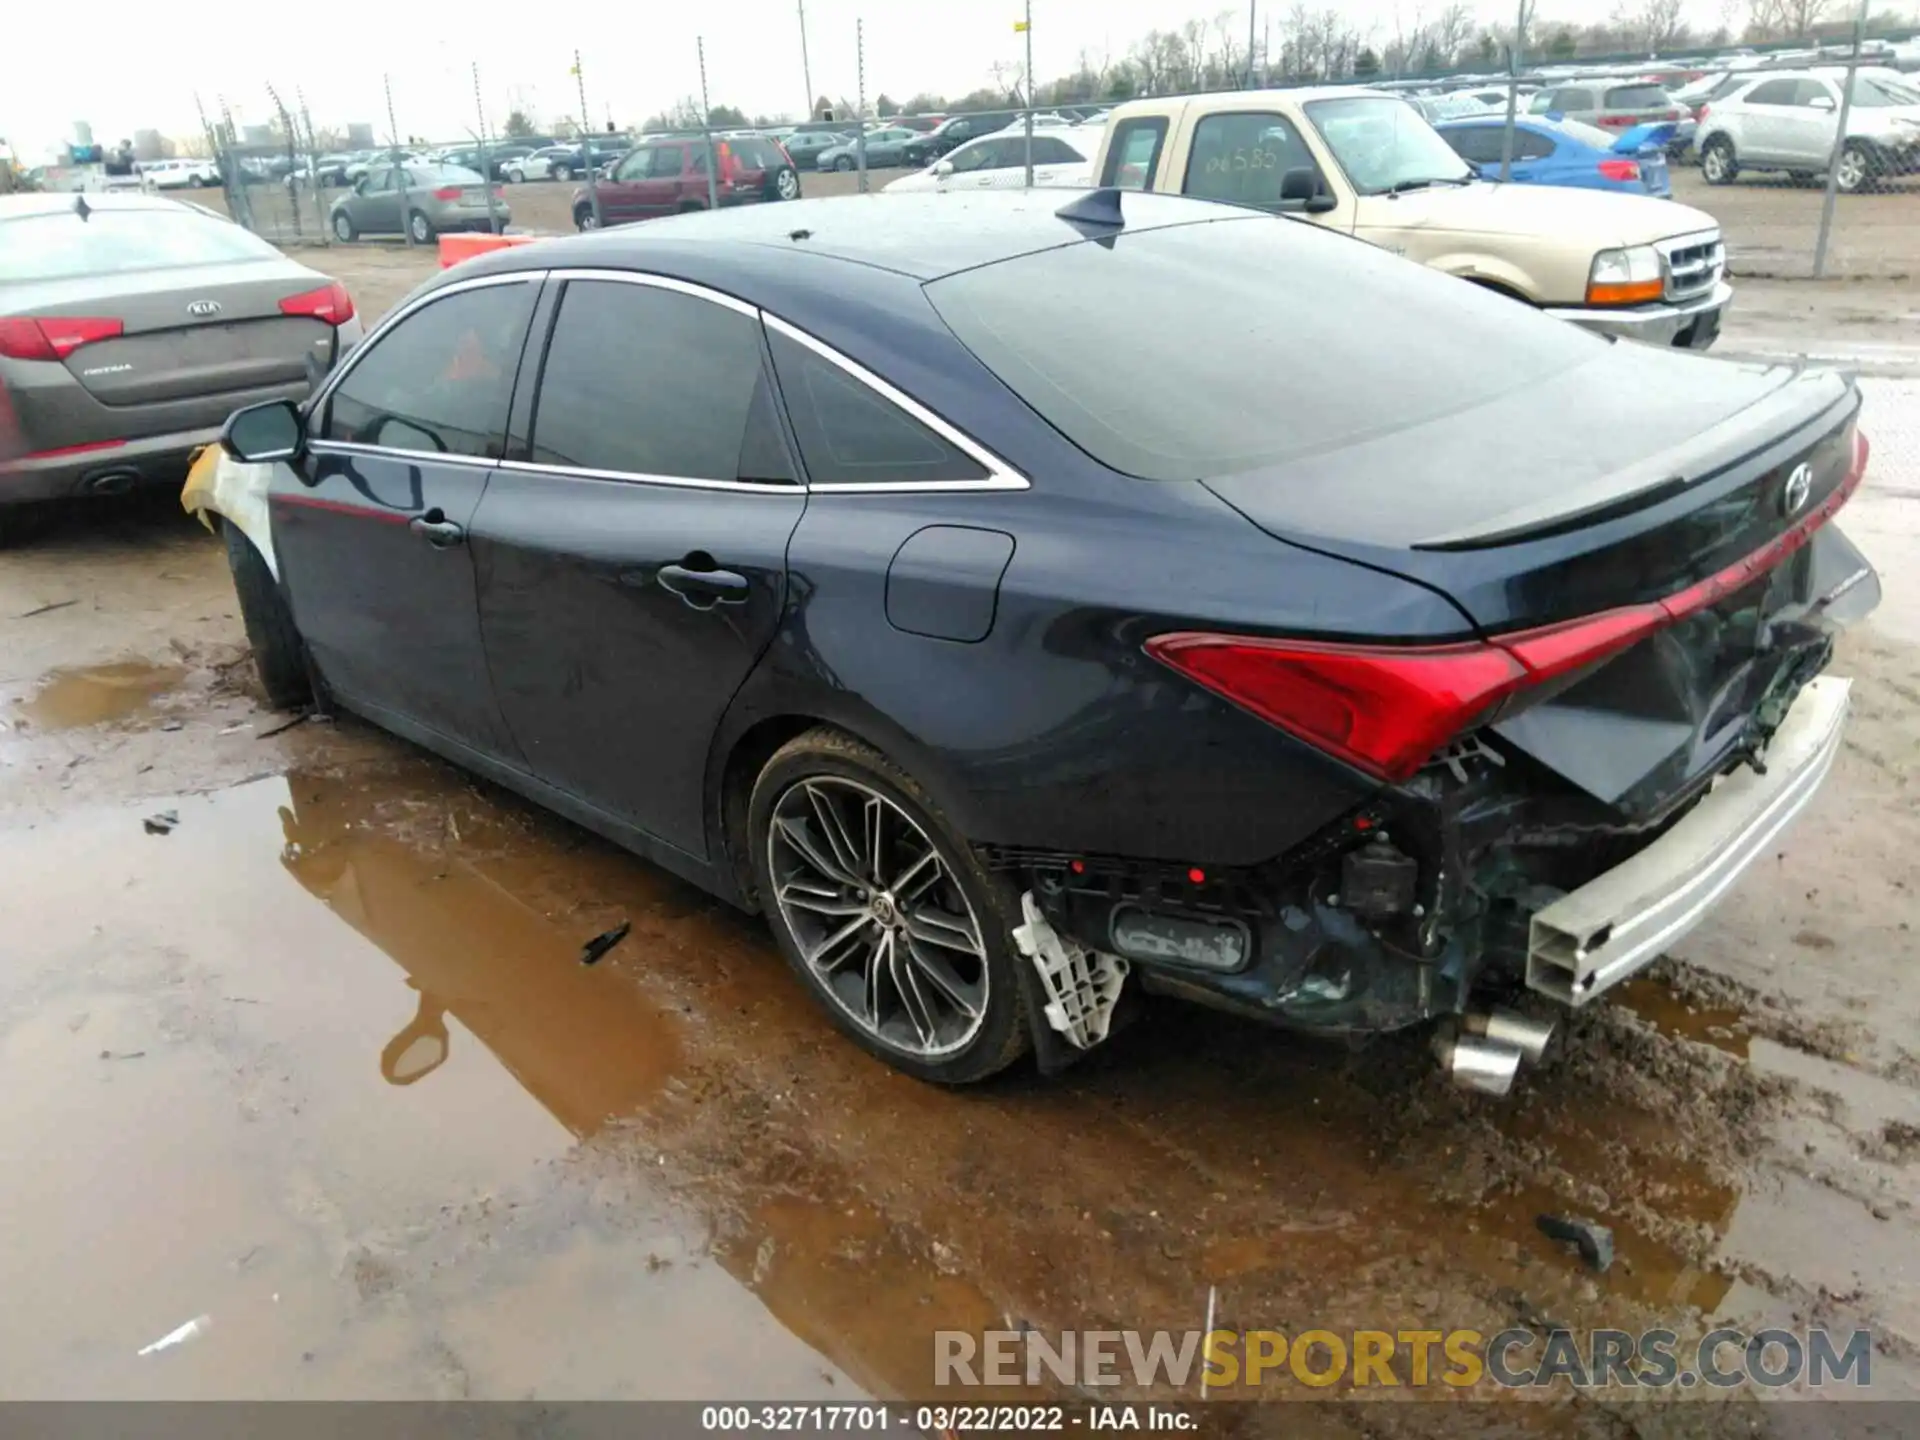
0 191 364 538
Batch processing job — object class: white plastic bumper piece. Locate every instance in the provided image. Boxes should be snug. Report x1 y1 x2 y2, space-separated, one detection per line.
1526 675 1852 1007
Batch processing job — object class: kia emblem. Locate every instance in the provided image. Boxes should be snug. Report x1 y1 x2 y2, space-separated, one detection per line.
186 299 223 318
1782 462 1813 517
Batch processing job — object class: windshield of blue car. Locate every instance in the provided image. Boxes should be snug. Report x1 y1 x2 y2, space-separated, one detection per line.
0 207 279 282
1304 96 1475 194
926 213 1598 482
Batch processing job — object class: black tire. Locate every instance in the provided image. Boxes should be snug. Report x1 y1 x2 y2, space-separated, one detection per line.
574 205 598 231
834 155 854 171
676 199 704 214
1700 136 1737 186
407 210 434 244
506 168 524 184
772 167 801 200
553 163 573 182
222 520 311 711
331 210 356 242
748 727 1032 1086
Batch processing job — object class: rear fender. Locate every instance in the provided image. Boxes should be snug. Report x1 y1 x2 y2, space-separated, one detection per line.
180 443 281 579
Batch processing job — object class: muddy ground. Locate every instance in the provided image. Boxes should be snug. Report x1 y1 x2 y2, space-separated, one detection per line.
1 244 1917 1431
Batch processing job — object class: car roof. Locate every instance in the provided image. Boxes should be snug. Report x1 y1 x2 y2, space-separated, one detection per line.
0 191 194 220
465 188 1249 285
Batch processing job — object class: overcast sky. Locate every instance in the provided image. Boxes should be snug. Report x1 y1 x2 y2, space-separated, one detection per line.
6 0 1735 156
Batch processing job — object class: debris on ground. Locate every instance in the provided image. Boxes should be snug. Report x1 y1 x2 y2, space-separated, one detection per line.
143 811 179 836
99 1050 146 1061
256 712 311 739
16 599 78 619
136 1314 210 1356
159 720 184 733
1536 1213 1615 1273
579 920 632 966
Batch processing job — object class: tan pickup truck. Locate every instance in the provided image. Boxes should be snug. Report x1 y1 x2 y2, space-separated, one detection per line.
1091 87 1733 350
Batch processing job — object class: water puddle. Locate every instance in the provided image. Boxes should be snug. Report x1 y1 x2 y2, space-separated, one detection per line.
1612 975 1753 1059
2 750 1899 1401
13 661 184 730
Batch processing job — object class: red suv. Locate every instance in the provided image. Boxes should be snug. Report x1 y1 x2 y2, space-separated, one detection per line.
573 136 800 229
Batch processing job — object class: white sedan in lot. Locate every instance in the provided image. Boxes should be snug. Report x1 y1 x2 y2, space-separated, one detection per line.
884 126 1094 193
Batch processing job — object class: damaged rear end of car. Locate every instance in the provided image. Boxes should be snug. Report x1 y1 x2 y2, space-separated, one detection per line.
928 207 1878 1093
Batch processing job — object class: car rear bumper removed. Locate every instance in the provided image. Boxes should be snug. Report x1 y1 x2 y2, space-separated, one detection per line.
1526 674 1851 1007
1544 278 1732 350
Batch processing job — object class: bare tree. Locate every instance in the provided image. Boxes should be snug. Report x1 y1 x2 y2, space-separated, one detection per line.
1427 2 1477 67
1613 0 1687 49
1781 0 1833 38
1388 1 1428 76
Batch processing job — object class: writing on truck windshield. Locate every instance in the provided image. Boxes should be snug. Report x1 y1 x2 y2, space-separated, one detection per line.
1303 96 1475 195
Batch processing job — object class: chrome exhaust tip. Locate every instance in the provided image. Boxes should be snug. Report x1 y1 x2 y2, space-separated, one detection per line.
1434 1026 1524 1097
1463 1007 1556 1066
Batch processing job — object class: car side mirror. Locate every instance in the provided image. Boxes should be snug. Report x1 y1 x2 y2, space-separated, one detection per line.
222 399 304 463
933 159 954 176
1279 166 1338 213
353 175 368 193
1808 95 1836 111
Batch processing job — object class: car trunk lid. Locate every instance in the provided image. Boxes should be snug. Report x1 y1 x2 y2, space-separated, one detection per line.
19 260 341 421
1201 354 1872 816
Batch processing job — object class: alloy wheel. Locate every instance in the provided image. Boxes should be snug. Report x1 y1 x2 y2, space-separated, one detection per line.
1702 143 1731 183
1836 146 1869 193
766 776 990 1059
776 169 800 199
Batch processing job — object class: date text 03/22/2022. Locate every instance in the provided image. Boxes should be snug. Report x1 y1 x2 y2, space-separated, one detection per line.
699 1405 1197 1432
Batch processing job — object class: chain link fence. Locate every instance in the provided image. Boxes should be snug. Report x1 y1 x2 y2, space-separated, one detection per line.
190 30 1916 281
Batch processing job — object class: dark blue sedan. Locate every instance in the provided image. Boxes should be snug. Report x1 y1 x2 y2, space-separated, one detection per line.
205 189 1874 1094
1435 115 1675 196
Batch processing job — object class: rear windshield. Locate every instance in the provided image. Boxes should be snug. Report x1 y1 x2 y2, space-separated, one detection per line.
728 138 784 169
0 209 278 283
1603 85 1670 108
925 216 1599 482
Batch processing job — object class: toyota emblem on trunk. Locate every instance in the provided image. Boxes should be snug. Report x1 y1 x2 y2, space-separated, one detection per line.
1782 462 1813 516
186 299 223 318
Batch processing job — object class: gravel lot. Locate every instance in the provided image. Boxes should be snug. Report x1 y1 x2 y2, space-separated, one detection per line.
0 215 1917 1423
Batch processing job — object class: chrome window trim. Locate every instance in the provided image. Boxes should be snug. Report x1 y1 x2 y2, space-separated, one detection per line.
307 266 1030 497
494 459 801 495
761 313 1031 493
308 438 500 470
307 269 541 422
544 266 759 317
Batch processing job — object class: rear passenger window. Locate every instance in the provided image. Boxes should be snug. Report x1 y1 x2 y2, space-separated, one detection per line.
1444 127 1505 164
1102 117 1167 190
323 281 536 459
530 279 793 484
1603 85 1669 109
1745 79 1798 105
768 329 988 487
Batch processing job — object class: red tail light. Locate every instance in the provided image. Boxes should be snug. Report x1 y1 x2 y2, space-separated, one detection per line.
278 281 356 326
1598 158 1642 182
1598 114 1634 127
715 141 738 181
1695 104 1710 122
1148 428 1870 782
433 185 462 200
0 316 124 362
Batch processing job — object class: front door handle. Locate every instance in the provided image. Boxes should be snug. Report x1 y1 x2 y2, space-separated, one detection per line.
409 515 465 548
657 562 749 608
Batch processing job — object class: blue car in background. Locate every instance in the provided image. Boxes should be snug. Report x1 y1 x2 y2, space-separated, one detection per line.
1434 116 1675 198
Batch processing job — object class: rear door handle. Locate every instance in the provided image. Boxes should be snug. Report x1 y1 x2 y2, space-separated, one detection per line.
657 562 749 608
408 516 465 547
